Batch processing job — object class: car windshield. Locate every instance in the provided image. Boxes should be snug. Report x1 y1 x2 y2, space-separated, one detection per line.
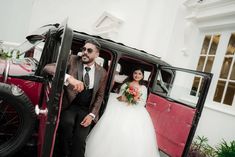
0 39 44 61
17 39 43 56
16 24 57 60
10 39 44 61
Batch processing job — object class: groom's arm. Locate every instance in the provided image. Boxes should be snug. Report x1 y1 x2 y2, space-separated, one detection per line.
43 57 84 93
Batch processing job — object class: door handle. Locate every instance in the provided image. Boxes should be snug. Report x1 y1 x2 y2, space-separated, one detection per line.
147 102 157 106
167 103 172 112
35 105 48 116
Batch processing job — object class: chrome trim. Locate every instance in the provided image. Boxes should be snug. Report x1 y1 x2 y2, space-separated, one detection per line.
3 60 10 83
11 85 23 96
35 105 48 116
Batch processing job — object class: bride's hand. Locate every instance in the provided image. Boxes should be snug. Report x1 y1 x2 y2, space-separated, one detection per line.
117 95 127 102
133 96 140 102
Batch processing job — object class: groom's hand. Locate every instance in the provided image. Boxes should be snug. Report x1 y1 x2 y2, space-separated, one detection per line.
67 76 84 92
80 115 93 127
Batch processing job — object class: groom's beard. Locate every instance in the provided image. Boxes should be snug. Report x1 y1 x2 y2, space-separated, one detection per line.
82 55 92 64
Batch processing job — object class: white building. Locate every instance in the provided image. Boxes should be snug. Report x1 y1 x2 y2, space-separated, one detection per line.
0 0 234 147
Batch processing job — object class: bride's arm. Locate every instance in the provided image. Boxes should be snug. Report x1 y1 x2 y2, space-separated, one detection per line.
116 83 128 101
117 83 127 96
138 86 148 104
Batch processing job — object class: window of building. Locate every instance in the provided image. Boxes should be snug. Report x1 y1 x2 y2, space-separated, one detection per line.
190 35 220 97
213 33 235 106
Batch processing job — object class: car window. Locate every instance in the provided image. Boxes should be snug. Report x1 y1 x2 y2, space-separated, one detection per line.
111 56 154 93
144 70 151 81
95 57 104 66
154 70 173 95
154 69 201 107
16 40 44 59
32 43 44 61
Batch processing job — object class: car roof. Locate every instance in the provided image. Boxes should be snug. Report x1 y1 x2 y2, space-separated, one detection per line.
72 30 171 67
29 23 171 67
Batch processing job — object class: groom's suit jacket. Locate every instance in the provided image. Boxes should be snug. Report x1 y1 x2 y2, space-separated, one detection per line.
44 55 107 122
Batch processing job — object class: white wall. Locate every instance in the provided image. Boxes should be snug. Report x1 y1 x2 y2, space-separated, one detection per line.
0 0 34 43
197 106 235 146
28 0 182 59
163 2 200 68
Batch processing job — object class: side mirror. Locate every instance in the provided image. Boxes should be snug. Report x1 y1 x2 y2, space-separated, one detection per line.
26 35 45 44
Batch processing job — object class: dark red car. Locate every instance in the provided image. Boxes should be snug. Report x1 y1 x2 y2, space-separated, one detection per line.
0 20 212 157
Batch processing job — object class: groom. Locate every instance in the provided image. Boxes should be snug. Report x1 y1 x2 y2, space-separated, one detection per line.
44 39 107 157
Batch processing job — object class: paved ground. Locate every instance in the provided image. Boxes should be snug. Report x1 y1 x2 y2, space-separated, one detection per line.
12 145 169 157
159 151 169 157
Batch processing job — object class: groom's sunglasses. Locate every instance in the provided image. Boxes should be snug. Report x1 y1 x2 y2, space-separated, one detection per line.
81 47 94 54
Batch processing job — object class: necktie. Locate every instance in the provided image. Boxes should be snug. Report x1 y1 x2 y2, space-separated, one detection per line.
84 67 91 89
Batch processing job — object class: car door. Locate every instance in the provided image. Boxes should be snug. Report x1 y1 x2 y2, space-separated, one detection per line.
39 19 73 157
146 65 212 157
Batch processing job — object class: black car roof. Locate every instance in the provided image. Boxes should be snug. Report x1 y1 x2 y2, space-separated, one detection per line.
31 23 171 67
72 30 171 67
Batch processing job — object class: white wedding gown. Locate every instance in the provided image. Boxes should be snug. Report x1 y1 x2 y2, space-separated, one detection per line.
85 83 160 157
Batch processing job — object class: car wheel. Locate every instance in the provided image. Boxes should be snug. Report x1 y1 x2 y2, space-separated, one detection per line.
0 83 36 157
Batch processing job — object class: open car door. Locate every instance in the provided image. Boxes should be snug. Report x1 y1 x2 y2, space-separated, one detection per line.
146 66 212 157
40 20 73 157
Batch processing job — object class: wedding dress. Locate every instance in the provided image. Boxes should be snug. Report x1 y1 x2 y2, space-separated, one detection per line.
85 83 160 157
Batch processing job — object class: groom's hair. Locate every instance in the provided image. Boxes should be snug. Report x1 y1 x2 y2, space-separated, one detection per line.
85 39 101 51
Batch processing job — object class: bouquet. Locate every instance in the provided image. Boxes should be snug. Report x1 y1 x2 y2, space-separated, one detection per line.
122 83 142 105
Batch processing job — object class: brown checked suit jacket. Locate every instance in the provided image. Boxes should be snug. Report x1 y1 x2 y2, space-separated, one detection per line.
43 55 107 122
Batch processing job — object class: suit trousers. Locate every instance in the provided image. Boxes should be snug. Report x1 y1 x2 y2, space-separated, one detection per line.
59 105 91 157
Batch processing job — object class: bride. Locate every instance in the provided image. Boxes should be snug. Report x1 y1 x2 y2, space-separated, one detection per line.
85 67 160 157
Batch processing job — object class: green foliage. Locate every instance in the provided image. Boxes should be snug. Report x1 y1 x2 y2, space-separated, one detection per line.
189 136 235 157
0 51 11 59
188 135 216 157
0 49 20 59
216 140 235 157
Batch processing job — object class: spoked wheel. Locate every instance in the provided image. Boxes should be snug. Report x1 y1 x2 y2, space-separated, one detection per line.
0 100 21 145
0 83 36 157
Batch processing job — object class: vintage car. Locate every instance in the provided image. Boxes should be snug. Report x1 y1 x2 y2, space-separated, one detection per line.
0 20 212 157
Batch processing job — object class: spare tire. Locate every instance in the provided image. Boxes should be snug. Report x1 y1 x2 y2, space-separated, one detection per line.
0 83 36 157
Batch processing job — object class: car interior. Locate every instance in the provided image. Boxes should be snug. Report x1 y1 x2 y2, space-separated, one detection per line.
111 57 154 94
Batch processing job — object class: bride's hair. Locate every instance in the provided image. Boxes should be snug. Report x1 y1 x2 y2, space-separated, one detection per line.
123 67 145 85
